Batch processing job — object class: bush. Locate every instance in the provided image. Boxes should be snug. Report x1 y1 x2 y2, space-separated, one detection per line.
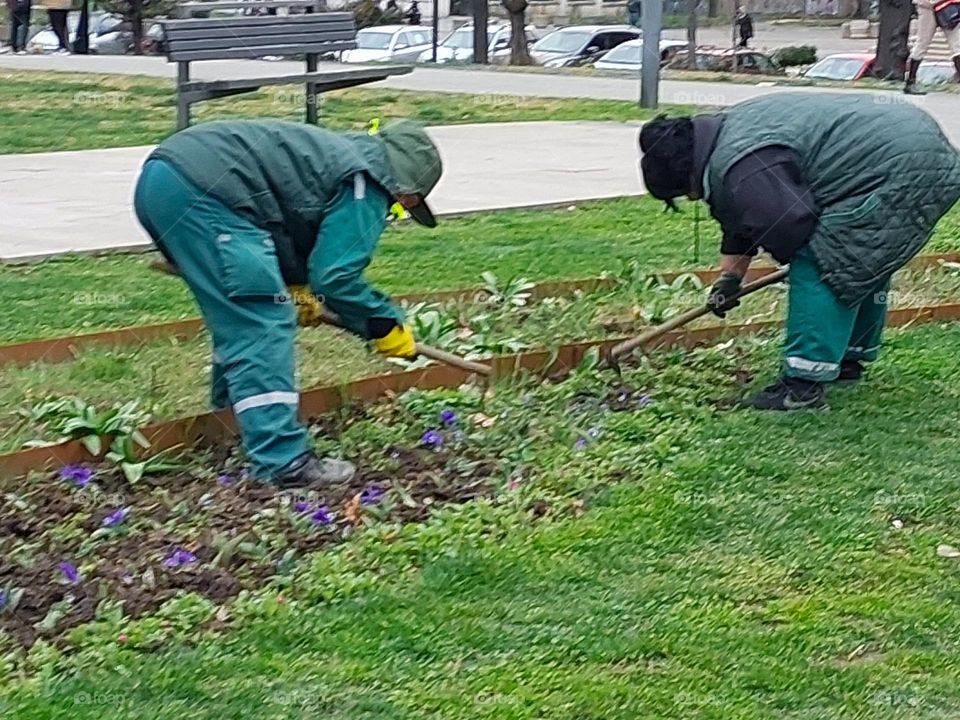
772 45 818 67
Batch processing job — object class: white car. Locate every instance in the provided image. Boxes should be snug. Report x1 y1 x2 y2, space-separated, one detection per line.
593 39 687 71
341 25 433 63
416 23 539 64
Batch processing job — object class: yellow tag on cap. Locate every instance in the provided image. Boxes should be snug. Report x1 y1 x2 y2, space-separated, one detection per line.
368 118 381 135
390 202 408 221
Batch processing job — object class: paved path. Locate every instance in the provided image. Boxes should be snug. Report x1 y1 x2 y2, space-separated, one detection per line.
0 121 642 262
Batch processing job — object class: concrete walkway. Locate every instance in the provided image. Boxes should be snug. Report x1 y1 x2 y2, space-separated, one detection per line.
0 121 642 262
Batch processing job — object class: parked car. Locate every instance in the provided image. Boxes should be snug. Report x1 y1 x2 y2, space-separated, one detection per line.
802 53 875 81
27 11 109 53
530 25 639 68
417 23 540 64
341 25 433 63
917 61 956 86
593 39 687 71
666 47 782 75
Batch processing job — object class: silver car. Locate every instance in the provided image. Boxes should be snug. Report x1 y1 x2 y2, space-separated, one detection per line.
416 23 540 64
341 25 434 63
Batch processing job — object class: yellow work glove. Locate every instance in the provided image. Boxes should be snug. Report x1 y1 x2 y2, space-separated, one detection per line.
287 285 325 327
374 324 417 358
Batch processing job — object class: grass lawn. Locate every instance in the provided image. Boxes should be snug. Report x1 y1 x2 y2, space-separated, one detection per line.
0 197 715 343
0 69 687 155
5 193 960 344
3 322 960 717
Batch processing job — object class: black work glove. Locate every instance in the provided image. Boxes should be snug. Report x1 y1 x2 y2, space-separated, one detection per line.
707 272 743 318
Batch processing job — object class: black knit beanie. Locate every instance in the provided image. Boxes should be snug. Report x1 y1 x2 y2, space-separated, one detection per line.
638 116 695 209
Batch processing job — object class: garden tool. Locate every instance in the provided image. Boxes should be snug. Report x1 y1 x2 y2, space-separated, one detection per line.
603 267 790 371
150 259 492 376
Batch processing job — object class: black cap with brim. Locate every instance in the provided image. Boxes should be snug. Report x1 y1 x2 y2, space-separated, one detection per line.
406 194 437 228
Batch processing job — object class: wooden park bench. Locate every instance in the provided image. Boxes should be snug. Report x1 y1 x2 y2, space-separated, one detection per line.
160 11 412 130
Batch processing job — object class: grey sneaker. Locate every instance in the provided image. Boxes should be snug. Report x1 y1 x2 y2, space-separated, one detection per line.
274 453 356 490
740 377 826 411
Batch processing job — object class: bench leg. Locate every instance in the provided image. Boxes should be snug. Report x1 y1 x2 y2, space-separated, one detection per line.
177 62 192 131
176 96 192 131
305 53 318 124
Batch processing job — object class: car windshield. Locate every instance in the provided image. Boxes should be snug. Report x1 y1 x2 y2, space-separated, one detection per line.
533 30 590 54
356 31 393 50
442 28 473 49
805 57 865 80
602 43 641 64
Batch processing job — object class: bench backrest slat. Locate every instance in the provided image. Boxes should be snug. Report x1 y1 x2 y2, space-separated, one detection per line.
162 13 358 61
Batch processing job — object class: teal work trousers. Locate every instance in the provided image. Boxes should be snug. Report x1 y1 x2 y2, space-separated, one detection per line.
783 246 890 382
134 159 308 478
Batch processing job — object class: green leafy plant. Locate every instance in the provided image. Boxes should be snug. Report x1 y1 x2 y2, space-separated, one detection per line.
104 436 184 485
20 398 151 456
481 272 535 307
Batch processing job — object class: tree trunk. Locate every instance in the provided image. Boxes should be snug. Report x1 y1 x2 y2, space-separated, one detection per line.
686 0 698 70
131 0 144 55
502 0 531 65
708 0 718 16
874 0 911 79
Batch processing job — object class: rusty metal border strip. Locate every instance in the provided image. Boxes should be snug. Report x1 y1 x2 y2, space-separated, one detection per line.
4 301 960 479
4 253 958 368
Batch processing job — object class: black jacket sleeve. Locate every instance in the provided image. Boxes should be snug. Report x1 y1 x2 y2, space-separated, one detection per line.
716 146 819 264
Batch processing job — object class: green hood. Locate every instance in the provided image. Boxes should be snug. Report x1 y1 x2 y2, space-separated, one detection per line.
378 120 443 197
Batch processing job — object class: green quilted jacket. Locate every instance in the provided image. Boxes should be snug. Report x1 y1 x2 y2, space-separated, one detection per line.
705 92 960 305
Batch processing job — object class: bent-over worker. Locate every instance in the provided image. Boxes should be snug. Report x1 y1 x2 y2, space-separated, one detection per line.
134 119 442 487
639 92 960 410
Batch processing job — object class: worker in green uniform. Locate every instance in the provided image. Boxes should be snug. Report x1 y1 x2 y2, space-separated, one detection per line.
133 119 442 487
638 92 960 410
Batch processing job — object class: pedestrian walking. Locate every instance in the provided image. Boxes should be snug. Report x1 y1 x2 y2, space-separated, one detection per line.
6 0 31 54
627 0 641 27
639 93 960 410
735 6 753 48
904 0 960 94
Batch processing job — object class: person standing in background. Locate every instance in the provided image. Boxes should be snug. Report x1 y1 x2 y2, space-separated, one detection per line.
735 6 754 47
904 0 960 94
405 0 420 25
6 0 31 54
38 0 72 53
626 0 641 27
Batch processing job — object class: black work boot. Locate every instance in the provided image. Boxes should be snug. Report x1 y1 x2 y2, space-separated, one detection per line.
834 360 865 385
274 452 356 490
740 376 826 411
904 58 926 95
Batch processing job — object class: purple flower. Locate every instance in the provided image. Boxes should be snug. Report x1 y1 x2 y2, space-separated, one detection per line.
293 500 311 514
440 409 457 427
574 437 588 452
310 505 334 525
163 549 198 568
101 507 129 528
59 465 92 488
638 395 653 408
360 487 383 506
421 430 444 449
59 561 80 584
0 591 6 611
217 474 234 487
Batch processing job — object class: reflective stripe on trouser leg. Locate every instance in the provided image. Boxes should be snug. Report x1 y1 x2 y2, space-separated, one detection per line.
133 159 309 478
844 276 889 363
782 246 858 382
